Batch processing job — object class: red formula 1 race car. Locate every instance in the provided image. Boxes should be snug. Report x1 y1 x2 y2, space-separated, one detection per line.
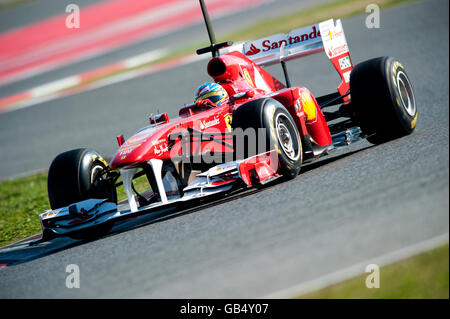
38 0 417 240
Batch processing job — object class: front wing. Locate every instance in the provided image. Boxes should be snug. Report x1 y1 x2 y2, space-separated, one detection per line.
39 151 281 238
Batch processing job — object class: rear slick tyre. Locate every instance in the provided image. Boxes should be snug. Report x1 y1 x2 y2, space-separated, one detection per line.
350 56 417 144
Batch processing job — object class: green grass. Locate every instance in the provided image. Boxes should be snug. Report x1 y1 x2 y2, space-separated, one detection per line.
0 172 49 247
0 0 34 11
299 243 449 299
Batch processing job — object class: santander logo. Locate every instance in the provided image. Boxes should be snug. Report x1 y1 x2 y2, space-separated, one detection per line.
199 117 220 130
244 24 321 57
245 44 261 56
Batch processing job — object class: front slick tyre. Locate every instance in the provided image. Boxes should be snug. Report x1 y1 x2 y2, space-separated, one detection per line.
47 148 116 210
350 56 418 144
232 98 302 180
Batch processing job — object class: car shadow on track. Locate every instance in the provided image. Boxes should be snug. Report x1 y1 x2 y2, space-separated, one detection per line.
301 144 374 174
0 144 374 268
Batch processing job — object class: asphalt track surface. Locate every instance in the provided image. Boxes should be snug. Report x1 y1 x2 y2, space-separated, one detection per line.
0 0 448 298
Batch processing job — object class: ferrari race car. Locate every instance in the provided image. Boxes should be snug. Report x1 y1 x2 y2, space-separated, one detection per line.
38 0 418 240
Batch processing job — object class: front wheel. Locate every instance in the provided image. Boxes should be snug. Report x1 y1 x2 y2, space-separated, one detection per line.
47 148 117 209
350 56 417 144
232 98 302 180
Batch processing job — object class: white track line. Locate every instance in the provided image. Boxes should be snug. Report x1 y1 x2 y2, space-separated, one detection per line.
122 49 167 69
262 233 449 298
30 76 81 98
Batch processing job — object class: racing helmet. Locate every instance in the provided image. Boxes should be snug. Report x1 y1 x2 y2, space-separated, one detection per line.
194 82 229 106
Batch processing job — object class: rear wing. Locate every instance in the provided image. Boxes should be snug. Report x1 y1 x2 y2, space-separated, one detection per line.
229 19 353 99
241 23 323 66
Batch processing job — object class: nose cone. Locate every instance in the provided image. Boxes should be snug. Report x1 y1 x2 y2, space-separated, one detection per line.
110 136 148 169
109 125 171 169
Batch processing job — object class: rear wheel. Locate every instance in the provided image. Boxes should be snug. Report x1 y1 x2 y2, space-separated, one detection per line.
350 56 417 144
47 148 117 210
232 98 302 180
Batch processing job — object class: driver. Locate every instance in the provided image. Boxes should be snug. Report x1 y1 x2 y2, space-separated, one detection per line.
194 82 229 107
